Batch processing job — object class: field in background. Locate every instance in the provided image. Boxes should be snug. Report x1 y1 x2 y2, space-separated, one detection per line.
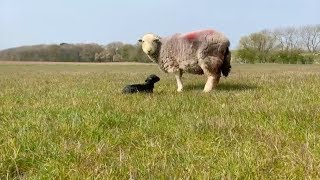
0 62 320 179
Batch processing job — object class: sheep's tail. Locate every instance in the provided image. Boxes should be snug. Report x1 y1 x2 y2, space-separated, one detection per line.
221 45 231 77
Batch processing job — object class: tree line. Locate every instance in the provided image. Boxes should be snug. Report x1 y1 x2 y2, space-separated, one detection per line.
0 42 150 63
0 24 319 63
94 42 149 63
234 24 320 64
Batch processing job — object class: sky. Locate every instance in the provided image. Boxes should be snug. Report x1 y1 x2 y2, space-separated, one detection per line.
0 0 319 50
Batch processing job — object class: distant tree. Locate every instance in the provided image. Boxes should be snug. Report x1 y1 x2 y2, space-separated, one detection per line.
78 44 104 62
237 30 276 63
117 44 136 61
299 24 320 53
275 27 301 51
94 42 124 62
235 25 318 64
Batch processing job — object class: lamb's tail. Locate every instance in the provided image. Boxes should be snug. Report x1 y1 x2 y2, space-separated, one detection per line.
221 46 231 77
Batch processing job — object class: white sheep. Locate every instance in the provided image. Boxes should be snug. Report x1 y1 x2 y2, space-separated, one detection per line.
139 29 231 92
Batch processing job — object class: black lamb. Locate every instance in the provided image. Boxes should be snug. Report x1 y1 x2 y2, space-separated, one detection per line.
122 74 160 94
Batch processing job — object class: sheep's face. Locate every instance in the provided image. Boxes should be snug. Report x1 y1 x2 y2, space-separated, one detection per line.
139 34 161 56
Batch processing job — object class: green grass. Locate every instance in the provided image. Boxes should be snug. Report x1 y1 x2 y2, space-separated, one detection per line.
0 63 320 179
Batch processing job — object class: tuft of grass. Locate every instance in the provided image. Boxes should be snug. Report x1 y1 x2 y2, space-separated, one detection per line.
0 63 320 179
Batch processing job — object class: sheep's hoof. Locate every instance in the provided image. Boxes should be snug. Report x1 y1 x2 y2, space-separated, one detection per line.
177 89 183 92
203 88 212 93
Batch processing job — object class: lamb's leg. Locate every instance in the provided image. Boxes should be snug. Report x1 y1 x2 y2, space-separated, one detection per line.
175 70 183 92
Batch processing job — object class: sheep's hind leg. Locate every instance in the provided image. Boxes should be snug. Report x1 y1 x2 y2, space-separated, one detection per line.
203 75 220 92
199 57 222 92
175 70 183 92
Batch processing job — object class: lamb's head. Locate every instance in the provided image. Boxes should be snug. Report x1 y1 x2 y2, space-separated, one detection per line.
139 33 161 58
145 74 160 84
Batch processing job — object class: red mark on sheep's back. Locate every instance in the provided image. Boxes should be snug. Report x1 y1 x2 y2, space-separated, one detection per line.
184 32 197 40
181 29 216 41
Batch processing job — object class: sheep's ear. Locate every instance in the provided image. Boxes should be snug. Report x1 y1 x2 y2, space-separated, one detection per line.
154 38 161 43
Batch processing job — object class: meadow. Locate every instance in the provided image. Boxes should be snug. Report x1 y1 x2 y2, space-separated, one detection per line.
0 62 319 179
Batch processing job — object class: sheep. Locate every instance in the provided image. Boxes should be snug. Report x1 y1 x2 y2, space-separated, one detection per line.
138 29 231 92
122 74 160 94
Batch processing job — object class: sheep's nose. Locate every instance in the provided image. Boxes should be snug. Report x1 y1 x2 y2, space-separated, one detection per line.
147 50 151 54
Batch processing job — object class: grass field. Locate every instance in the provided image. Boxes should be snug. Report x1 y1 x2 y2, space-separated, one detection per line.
0 62 320 179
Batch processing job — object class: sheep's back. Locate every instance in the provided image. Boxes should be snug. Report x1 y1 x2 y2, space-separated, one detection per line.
180 29 229 45
158 30 229 74
180 29 216 41
159 34 203 74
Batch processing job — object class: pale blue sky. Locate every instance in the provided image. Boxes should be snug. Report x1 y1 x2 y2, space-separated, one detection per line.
0 0 319 50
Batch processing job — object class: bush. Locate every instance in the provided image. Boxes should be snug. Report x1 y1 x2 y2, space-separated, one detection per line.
236 48 257 63
236 48 273 63
235 48 315 64
270 51 314 64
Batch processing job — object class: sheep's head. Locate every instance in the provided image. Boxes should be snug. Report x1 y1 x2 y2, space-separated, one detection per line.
138 33 161 57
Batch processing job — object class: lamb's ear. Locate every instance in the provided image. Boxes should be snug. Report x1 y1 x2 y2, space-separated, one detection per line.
145 77 151 82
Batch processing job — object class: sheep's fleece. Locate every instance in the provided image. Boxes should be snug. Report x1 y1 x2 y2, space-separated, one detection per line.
139 29 231 92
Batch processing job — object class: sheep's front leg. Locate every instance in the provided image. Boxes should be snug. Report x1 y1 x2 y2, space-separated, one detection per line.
175 70 183 92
